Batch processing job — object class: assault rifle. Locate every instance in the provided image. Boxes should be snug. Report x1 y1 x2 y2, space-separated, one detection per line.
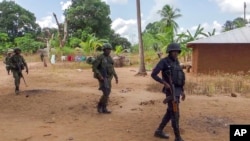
166 68 178 112
17 62 28 87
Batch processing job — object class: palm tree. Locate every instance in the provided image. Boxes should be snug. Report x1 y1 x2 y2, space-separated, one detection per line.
176 24 209 62
136 0 147 75
158 5 182 34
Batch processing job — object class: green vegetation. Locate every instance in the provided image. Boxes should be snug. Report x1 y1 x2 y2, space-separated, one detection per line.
0 0 247 65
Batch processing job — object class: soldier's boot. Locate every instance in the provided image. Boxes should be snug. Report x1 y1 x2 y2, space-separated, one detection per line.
102 105 111 114
174 131 184 141
97 102 103 113
15 86 19 95
154 129 170 139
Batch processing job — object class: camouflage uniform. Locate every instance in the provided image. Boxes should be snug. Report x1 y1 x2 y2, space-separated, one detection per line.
3 49 14 75
92 43 118 114
151 43 185 141
9 48 28 94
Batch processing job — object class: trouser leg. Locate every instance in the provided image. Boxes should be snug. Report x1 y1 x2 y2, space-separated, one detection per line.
100 88 111 113
154 103 172 139
13 71 21 94
171 103 183 141
157 106 172 130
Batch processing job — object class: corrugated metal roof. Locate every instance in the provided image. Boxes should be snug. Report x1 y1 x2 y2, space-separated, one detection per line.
187 25 250 46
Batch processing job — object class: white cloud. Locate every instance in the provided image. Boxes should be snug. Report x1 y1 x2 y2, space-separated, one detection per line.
36 1 71 28
36 16 57 28
214 0 250 14
111 18 143 44
60 1 72 10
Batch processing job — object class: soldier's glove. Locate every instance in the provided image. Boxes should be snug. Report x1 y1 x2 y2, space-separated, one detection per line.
26 69 29 74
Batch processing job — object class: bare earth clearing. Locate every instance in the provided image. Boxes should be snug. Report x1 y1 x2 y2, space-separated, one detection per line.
1 61 250 141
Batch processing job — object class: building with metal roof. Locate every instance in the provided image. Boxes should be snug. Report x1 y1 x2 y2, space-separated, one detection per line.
187 26 250 74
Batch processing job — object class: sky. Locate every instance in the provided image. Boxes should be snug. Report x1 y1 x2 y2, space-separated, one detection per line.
1 0 250 44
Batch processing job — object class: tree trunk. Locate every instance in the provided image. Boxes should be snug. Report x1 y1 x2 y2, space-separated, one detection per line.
136 0 147 76
53 13 67 48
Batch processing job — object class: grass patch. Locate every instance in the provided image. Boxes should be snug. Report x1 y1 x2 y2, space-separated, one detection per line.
147 72 250 97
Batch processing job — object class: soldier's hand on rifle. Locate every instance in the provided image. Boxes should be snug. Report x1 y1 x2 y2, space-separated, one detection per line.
163 81 170 89
181 91 186 101
163 98 167 104
115 77 118 84
99 75 104 81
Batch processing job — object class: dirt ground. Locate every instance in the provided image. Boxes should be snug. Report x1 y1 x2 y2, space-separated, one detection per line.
1 61 250 141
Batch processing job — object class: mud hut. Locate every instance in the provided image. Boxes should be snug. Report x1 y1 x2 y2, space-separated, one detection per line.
187 26 250 74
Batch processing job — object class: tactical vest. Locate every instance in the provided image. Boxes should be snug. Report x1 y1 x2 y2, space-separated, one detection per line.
93 54 114 79
163 57 185 87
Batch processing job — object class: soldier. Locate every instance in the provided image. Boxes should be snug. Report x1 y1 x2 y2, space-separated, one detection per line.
92 43 118 114
3 49 14 75
9 47 29 94
151 43 186 141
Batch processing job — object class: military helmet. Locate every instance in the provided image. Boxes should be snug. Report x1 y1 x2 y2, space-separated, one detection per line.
166 43 181 53
7 48 14 54
102 43 112 50
14 47 21 52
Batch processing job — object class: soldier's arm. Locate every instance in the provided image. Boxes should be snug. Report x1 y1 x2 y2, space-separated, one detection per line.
113 69 118 80
92 55 102 79
111 58 118 80
21 56 29 73
151 60 165 84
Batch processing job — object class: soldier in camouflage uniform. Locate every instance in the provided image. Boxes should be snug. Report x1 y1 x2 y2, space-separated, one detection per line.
3 49 14 75
151 43 185 141
92 43 118 114
9 48 29 94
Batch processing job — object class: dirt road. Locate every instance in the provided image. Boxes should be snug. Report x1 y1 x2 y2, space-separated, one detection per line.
1 62 250 141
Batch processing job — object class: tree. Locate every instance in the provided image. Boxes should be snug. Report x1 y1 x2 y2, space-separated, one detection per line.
136 0 147 75
158 5 182 34
143 21 164 36
14 33 44 53
0 0 40 41
233 17 247 28
0 32 13 54
53 13 68 48
223 20 235 32
109 30 131 50
65 0 112 39
222 17 246 32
